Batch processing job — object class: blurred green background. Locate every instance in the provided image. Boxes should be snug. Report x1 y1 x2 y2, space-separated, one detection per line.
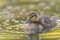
0 0 60 40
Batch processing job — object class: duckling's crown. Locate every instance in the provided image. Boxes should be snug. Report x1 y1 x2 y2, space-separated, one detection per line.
29 12 37 17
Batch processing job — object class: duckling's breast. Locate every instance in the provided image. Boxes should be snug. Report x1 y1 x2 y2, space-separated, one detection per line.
23 23 39 34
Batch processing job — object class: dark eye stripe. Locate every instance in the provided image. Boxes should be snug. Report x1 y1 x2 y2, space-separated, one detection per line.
29 15 37 19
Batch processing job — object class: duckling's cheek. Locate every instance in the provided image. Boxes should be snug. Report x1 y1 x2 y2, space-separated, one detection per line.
31 17 37 22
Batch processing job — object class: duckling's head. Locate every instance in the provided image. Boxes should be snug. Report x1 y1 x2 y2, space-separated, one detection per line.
25 12 39 24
